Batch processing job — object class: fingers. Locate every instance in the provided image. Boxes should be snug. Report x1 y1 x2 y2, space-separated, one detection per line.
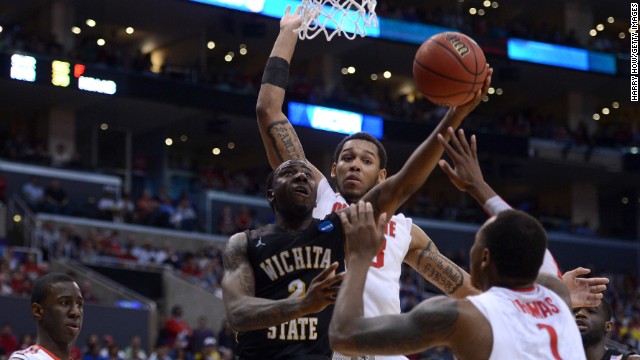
481 65 493 95
470 134 477 157
437 133 458 161
565 267 590 278
294 5 302 15
589 284 608 293
314 261 339 282
284 4 291 14
585 277 609 285
438 159 456 179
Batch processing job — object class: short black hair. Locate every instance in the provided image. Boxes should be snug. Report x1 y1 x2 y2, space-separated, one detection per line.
481 210 547 282
333 132 387 170
31 273 76 304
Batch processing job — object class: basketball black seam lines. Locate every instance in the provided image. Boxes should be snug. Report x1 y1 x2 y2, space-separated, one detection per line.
431 38 481 76
413 59 484 85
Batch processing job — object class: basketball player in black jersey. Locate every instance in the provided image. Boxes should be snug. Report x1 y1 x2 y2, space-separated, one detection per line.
222 101 470 359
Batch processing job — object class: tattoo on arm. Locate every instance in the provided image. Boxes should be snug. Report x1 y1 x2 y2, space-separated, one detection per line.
267 120 306 163
353 297 459 352
417 242 464 295
223 235 255 294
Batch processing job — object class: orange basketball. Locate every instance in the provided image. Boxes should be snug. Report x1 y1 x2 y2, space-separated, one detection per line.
413 32 487 107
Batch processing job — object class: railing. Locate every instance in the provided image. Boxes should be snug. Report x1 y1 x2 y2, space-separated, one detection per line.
9 195 38 247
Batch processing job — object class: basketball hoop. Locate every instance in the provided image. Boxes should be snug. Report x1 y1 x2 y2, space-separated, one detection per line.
296 0 378 41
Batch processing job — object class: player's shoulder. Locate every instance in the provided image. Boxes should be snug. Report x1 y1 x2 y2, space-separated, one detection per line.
9 346 42 360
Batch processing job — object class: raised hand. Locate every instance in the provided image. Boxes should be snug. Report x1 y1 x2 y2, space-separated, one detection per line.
281 5 303 31
301 261 346 313
563 267 609 308
448 65 493 118
437 127 484 193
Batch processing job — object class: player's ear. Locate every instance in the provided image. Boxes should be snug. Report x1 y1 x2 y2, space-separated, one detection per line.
480 248 490 269
604 320 613 335
32 303 43 321
377 168 387 183
330 163 337 179
267 189 275 203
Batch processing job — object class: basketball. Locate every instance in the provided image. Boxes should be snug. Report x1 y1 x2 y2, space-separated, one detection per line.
413 32 487 107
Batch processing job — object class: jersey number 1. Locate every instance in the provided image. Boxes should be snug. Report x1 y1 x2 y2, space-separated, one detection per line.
536 323 561 360
371 239 387 268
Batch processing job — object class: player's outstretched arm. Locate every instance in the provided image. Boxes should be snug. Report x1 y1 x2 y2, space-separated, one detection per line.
222 232 344 331
255 6 323 179
562 267 608 308
331 202 473 356
405 225 479 298
438 129 609 307
361 68 493 218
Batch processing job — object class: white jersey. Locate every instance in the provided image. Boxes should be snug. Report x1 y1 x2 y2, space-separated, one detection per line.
467 286 586 360
314 178 412 360
10 346 60 360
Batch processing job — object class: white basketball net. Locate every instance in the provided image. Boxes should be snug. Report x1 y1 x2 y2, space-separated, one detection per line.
296 0 378 41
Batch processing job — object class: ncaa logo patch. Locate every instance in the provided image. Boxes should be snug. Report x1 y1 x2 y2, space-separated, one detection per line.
317 221 334 233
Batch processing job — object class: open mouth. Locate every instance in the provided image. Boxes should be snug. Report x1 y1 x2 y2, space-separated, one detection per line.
293 186 309 196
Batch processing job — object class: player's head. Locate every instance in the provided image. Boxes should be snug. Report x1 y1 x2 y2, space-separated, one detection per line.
331 132 387 204
574 298 613 348
267 160 317 220
31 272 84 345
470 210 546 290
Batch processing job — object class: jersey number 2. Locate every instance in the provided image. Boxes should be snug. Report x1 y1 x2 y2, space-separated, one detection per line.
371 239 387 268
536 323 561 360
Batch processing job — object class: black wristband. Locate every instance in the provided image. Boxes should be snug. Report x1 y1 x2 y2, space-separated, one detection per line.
261 56 290 89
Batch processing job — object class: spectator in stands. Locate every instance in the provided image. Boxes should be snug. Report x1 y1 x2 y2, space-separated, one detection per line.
180 254 202 278
50 143 72 168
42 178 71 215
171 346 192 360
148 345 171 360
0 271 13 295
22 253 43 280
80 280 99 303
105 344 125 360
157 198 176 228
132 241 156 265
22 176 45 212
191 316 215 354
170 198 197 231
165 305 192 350
216 320 234 360
135 189 159 226
97 191 118 221
0 323 19 357
195 337 220 360
19 334 35 351
123 335 147 360
114 193 135 223
82 334 99 357
234 205 253 232
216 206 235 236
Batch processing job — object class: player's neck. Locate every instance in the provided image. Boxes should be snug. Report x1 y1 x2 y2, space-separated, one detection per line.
585 341 606 360
37 338 72 360
275 213 314 232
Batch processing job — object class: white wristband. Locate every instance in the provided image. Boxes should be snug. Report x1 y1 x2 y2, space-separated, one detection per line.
483 195 512 216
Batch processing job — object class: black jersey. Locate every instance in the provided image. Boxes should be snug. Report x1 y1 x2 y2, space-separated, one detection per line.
236 212 345 360
602 347 638 360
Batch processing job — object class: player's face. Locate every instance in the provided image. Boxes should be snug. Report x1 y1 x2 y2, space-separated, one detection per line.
332 139 385 204
39 281 84 345
573 304 609 346
270 160 317 213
